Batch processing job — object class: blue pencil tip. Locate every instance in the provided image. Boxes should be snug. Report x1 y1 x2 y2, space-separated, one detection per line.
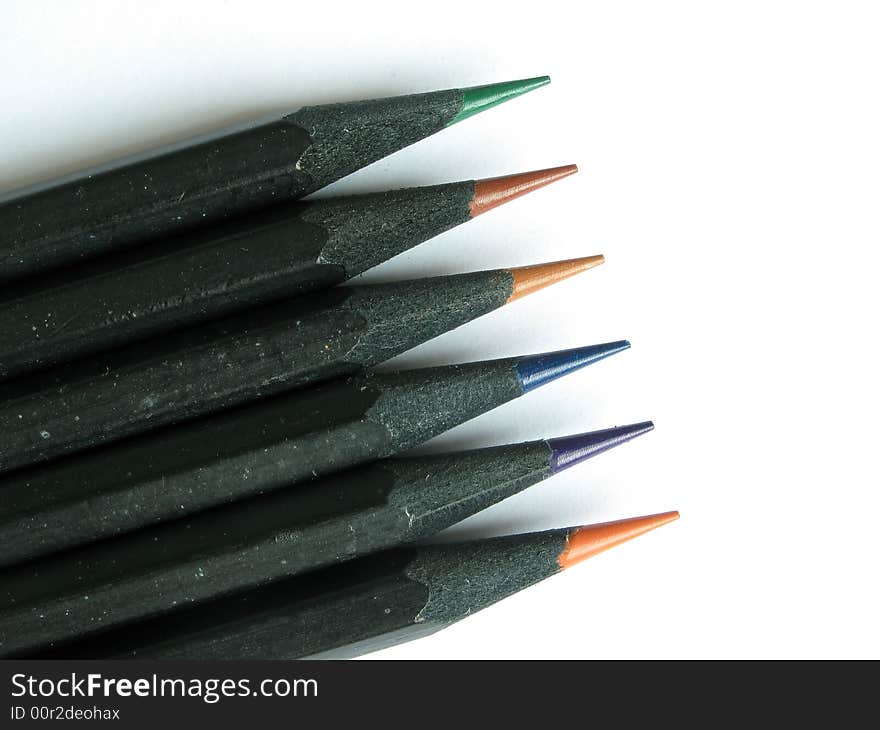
547 421 654 474
515 340 630 393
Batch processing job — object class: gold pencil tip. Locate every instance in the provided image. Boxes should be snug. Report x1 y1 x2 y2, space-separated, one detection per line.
506 255 605 303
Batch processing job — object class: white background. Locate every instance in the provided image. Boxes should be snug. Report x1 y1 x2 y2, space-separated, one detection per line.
3 1 878 659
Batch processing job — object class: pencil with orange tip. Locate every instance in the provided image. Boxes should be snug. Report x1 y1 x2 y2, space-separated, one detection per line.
33 512 679 659
0 422 654 655
0 255 603 475
0 165 578 379
0 76 551 286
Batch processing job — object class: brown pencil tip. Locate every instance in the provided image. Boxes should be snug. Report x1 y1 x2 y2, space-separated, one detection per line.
507 255 604 303
558 511 680 569
470 164 578 217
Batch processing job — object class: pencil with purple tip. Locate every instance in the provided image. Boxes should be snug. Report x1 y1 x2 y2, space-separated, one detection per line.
0 421 653 657
0 341 629 569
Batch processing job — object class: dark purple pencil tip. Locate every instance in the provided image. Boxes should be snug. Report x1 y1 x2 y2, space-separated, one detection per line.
547 421 654 474
515 340 630 393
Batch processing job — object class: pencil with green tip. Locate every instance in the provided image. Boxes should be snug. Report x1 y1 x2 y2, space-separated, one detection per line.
0 77 550 284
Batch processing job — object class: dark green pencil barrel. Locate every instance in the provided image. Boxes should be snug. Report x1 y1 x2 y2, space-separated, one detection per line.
0 441 555 655
0 359 520 574
0 179 476 378
28 531 571 660
0 269 511 474
0 342 626 569
34 551 432 660
25 511 676 660
0 252 603 474
0 423 655 656
0 78 547 285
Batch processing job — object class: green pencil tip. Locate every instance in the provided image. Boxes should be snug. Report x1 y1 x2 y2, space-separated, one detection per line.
449 76 551 126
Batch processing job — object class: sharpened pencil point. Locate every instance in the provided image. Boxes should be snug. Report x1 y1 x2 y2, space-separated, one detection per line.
515 340 630 393
548 421 654 474
506 255 604 303
558 511 680 569
450 76 551 126
470 164 578 217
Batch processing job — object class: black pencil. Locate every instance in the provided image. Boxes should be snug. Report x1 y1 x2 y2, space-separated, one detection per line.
0 77 548 285
28 513 679 660
0 423 652 657
0 165 576 378
0 256 602 474
0 341 629 569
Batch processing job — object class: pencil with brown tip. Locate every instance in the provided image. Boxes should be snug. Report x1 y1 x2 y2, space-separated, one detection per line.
30 512 679 659
0 77 550 286
0 165 577 378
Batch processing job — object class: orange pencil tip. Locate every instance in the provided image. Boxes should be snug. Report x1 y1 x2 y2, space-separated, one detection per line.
507 255 604 303
558 511 680 569
470 164 578 217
